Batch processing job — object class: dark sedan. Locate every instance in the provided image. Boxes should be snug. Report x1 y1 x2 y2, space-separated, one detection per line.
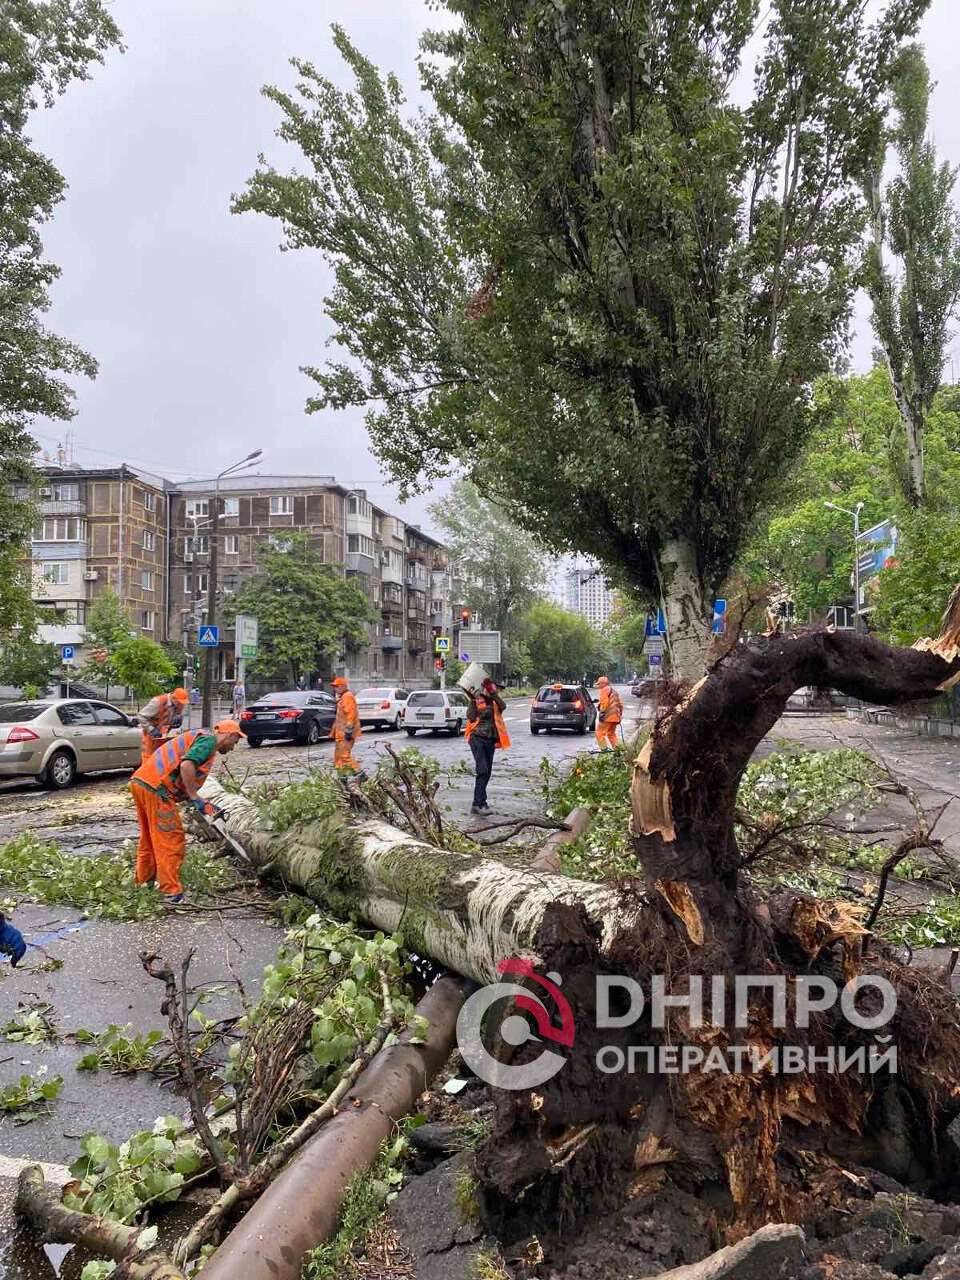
240 691 336 747
530 683 597 735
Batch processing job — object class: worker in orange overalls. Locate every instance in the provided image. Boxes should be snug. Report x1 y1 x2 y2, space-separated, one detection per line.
465 678 510 815
130 720 242 904
595 676 623 751
331 676 363 776
137 687 189 762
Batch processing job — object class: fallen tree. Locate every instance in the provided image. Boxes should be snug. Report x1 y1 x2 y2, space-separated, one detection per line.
204 602 960 1242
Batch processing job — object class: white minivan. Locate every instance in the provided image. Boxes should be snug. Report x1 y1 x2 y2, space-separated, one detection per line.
402 689 470 736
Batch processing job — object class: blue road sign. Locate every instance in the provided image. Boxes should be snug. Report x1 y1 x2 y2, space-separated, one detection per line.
711 617 726 635
459 652 470 662
713 598 727 615
198 626 220 647
649 653 662 666
61 645 75 662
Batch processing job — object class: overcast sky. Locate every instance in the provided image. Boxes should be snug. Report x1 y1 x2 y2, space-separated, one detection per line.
28 0 960 532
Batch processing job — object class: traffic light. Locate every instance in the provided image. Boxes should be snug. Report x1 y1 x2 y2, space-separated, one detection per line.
460 607 470 627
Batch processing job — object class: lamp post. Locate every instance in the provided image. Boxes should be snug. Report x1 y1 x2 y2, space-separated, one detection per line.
201 450 263 727
824 500 864 632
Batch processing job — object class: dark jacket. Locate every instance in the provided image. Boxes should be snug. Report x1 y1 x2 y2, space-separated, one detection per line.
467 690 505 740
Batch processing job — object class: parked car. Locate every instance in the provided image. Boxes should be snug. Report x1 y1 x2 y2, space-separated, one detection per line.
530 683 598 735
354 686 410 730
631 678 661 699
240 690 336 747
402 689 470 736
0 698 142 789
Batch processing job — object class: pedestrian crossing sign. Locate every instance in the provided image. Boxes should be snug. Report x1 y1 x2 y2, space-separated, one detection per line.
198 625 220 647
435 635 451 653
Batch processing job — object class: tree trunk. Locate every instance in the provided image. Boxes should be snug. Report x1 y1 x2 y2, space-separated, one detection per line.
658 535 710 680
206 600 960 1238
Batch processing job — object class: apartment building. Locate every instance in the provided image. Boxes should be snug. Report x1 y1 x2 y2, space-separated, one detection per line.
26 466 169 654
562 558 617 628
22 465 453 686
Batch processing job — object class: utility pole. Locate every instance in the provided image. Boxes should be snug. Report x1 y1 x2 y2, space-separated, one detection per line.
201 450 263 728
824 500 865 632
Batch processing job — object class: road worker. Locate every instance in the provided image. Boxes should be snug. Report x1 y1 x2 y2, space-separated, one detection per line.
137 687 189 763
331 676 363 776
465 678 510 815
130 719 242 904
595 676 623 751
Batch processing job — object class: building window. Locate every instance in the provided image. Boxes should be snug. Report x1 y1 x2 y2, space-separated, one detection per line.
141 610 155 631
267 535 293 551
347 534 375 556
38 600 85 624
141 570 153 591
143 491 156 513
13 483 31 499
270 495 293 515
222 498 239 518
223 572 240 594
186 499 209 518
49 482 79 502
143 530 155 552
33 517 86 542
40 562 69 585
185 535 209 555
348 496 372 518
184 572 209 595
224 535 239 554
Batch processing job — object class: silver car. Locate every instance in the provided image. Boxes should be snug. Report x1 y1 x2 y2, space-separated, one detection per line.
0 698 143 789
354 686 410 730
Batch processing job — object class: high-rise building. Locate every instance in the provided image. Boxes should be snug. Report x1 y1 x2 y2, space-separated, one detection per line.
562 558 616 628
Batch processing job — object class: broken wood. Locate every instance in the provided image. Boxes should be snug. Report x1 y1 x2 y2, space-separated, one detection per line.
15 1165 187 1280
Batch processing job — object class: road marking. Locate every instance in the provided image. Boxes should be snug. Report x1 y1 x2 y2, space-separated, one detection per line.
0 1154 71 1185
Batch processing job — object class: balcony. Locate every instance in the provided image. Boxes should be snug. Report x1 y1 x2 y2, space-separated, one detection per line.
346 550 375 573
381 561 403 586
40 499 86 516
382 598 403 616
379 634 403 652
430 611 445 627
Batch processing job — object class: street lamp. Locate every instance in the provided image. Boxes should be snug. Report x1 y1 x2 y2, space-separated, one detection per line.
201 449 263 726
824 500 864 633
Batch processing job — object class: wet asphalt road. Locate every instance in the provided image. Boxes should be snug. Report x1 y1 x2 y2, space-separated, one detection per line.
0 688 637 1278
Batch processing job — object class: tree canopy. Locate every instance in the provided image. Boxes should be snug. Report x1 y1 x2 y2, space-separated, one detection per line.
226 534 376 687
864 44 960 508
428 480 546 638
236 0 929 675
0 1 121 637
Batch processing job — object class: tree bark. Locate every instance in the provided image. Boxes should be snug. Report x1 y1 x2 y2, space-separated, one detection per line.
658 535 710 680
15 1166 186 1280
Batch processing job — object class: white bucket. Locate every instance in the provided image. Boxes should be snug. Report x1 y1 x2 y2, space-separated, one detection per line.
457 661 490 694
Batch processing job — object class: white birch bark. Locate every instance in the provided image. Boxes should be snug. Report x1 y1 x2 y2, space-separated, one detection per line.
659 535 710 681
201 779 628 985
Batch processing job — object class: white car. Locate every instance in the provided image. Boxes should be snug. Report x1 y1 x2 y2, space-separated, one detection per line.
402 689 470 736
354 686 410 730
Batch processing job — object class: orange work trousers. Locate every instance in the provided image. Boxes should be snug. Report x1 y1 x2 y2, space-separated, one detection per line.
132 783 186 896
333 736 360 773
595 719 620 751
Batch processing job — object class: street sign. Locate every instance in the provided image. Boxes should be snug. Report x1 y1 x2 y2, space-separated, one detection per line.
235 614 259 659
61 644 75 663
435 635 451 653
463 630 501 663
649 653 663 666
713 598 727 615
460 652 470 662
198 625 220 647
645 635 664 657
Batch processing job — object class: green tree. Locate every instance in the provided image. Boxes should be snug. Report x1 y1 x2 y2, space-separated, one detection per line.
226 534 376 687
0 629 59 695
429 480 545 638
872 511 960 644
522 600 599 683
863 45 960 508
236 2 927 676
81 588 131 698
110 635 176 702
0 1 121 638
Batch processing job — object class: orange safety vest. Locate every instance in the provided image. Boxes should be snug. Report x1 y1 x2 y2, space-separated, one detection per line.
332 691 361 741
133 729 216 799
140 692 182 754
465 696 511 749
599 686 622 723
